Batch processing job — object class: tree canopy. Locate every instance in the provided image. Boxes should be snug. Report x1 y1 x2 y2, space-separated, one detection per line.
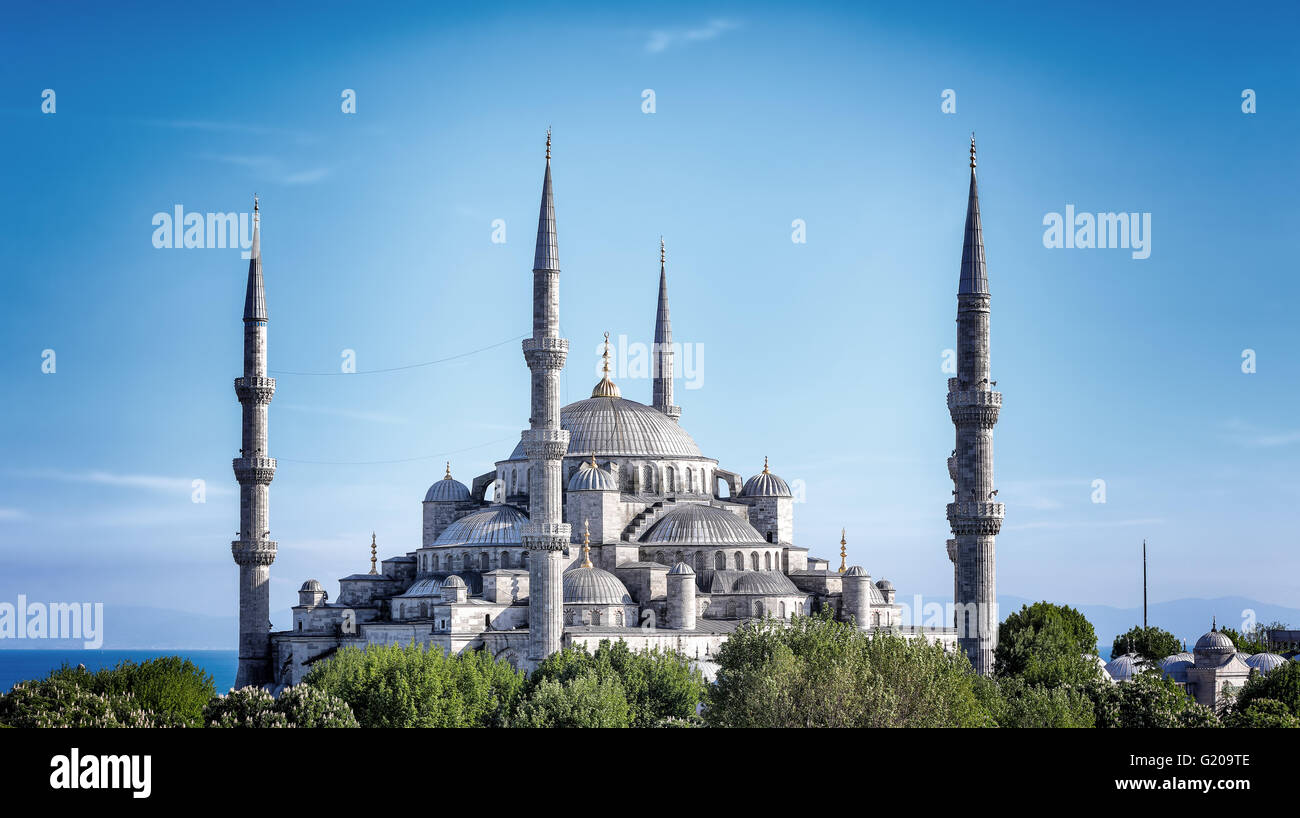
995 601 1101 687
1110 626 1182 662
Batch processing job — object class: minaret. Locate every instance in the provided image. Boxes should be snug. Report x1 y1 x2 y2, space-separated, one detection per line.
946 136 1003 677
522 130 571 666
232 196 277 688
652 237 681 421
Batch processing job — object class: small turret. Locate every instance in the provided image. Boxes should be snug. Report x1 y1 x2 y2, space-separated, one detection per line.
841 565 872 629
667 562 696 630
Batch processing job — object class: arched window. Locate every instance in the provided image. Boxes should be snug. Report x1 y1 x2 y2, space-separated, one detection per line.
666 466 675 492
480 551 490 570
462 551 472 569
511 470 517 493
780 601 787 619
715 551 726 570
656 550 667 565
766 531 773 543
484 614 491 627
754 600 764 618
420 602 428 618
686 468 694 492
643 465 653 492
500 550 510 569
695 551 707 573
726 601 737 618
750 551 760 571
674 550 684 565
733 551 744 570
591 609 602 626
615 610 624 626
873 611 881 626
764 552 772 570
431 553 439 570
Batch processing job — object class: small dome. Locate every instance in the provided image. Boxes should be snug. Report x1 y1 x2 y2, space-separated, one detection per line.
1194 629 1236 659
1246 653 1287 674
731 571 800 595
567 458 617 492
299 579 324 592
1105 653 1144 682
563 565 633 606
442 575 467 589
843 565 868 577
741 458 791 498
425 464 471 503
434 505 527 546
642 503 767 545
1161 658 1193 683
668 561 695 576
1090 655 1113 681
875 579 894 591
1162 651 1194 666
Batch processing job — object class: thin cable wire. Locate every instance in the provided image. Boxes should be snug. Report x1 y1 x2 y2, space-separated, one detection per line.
270 334 527 376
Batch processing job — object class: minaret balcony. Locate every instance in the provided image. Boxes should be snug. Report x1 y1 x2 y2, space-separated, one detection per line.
945 502 1005 536
947 388 1001 427
233 456 277 484
231 539 278 566
521 429 570 460
522 337 568 370
521 522 571 551
234 376 276 403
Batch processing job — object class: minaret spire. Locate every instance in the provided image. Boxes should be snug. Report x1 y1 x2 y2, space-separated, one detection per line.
947 138 1003 677
232 193 277 688
521 132 571 668
652 237 681 421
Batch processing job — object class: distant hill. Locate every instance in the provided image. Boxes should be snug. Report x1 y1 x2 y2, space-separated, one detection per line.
0 605 290 650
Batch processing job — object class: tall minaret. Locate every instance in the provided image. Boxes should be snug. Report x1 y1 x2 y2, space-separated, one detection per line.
522 131 571 666
946 136 1003 677
232 196 277 688
652 237 680 421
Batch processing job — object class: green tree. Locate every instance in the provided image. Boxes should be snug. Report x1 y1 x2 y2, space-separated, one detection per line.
1222 698 1300 728
1110 626 1182 663
706 612 991 728
1080 673 1218 728
995 601 1101 687
520 641 705 727
0 678 183 728
510 673 631 728
0 657 215 728
1233 660 1300 717
1221 621 1289 655
974 676 1095 728
204 685 358 727
304 643 524 728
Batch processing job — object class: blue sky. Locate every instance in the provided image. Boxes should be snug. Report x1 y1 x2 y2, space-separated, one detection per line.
2 1 1298 630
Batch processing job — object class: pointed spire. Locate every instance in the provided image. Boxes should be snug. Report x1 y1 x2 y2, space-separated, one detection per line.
591 331 621 398
652 237 677 419
533 129 559 273
958 134 988 295
838 529 848 573
581 520 593 568
369 532 378 575
243 194 268 322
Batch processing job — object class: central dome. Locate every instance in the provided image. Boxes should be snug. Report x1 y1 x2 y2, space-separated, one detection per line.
642 503 766 545
508 396 703 459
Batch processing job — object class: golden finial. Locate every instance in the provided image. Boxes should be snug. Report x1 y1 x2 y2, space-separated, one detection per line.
581 520 593 568
590 453 598 468
838 528 847 573
969 132 976 170
660 236 666 265
762 456 769 475
444 461 452 480
369 532 378 575
591 331 621 398
546 127 551 161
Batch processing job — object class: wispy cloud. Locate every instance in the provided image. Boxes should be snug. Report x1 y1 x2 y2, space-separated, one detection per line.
645 19 740 54
0 508 28 521
12 469 233 497
141 118 318 145
1222 418 1300 448
198 153 332 186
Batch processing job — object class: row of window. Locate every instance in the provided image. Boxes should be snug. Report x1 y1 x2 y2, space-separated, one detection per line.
501 461 715 495
653 549 787 572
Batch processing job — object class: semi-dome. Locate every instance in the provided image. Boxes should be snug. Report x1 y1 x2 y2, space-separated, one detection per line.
507 396 703 460
563 565 633 605
741 458 791 498
567 457 618 492
730 571 800 596
641 503 766 545
1246 653 1287 674
843 565 868 577
299 579 324 592
400 577 443 597
875 579 895 591
425 464 471 502
433 505 527 546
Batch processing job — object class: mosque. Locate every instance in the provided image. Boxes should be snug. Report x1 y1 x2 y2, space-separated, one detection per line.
230 135 977 689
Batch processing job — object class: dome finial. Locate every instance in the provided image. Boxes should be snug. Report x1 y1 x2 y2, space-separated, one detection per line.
546 127 551 161
660 235 666 266
253 192 259 213
838 529 847 574
1212 615 1216 632
591 331 621 398
969 132 976 170
590 453 598 468
369 532 378 575
762 455 769 474
581 519 593 568
444 461 452 480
